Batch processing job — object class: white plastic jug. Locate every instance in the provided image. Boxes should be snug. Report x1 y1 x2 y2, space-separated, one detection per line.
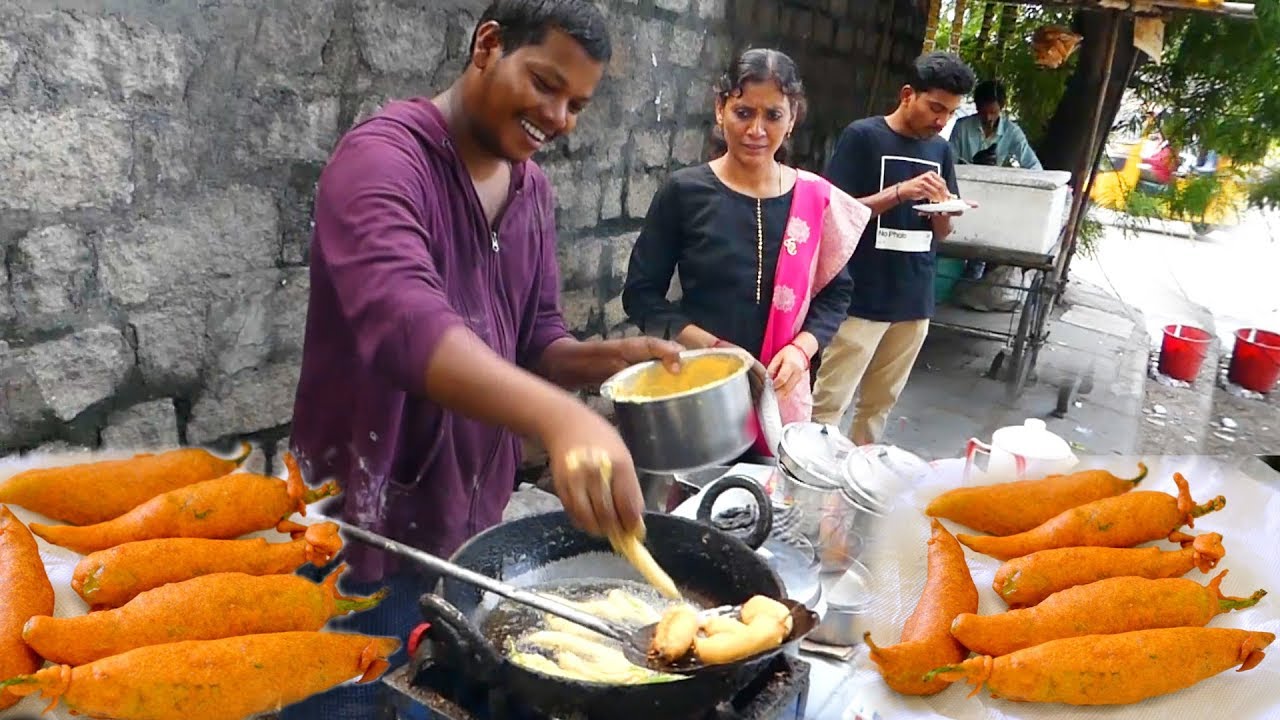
964 418 1078 484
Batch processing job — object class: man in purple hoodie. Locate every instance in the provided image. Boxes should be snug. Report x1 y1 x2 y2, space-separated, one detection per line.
285 1 681 716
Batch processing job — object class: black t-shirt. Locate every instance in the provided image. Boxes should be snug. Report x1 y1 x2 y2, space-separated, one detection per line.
823 116 959 322
621 164 854 355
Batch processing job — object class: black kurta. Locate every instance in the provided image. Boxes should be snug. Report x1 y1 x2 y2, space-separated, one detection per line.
622 164 854 356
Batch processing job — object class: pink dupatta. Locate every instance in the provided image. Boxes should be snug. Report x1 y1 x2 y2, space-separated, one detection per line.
750 170 871 455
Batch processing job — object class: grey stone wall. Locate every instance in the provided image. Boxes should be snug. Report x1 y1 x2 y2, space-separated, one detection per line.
0 0 924 457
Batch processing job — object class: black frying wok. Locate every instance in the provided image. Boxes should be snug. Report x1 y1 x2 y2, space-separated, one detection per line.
411 475 813 719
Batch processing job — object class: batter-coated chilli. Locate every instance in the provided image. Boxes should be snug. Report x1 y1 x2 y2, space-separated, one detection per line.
71 520 343 609
992 531 1226 608
926 462 1148 536
0 631 399 720
565 449 680 600
23 566 387 665
865 519 978 696
0 443 251 526
951 571 1266 656
692 619 784 665
957 473 1225 561
649 604 698 662
0 506 54 711
925 627 1274 705
30 453 339 554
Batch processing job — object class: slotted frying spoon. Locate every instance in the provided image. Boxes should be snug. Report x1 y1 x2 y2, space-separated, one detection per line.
323 515 811 673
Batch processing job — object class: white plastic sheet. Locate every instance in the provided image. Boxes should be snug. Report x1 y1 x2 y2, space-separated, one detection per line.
840 455 1280 720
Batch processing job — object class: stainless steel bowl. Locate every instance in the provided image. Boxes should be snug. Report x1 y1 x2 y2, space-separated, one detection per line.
601 349 754 473
808 559 873 646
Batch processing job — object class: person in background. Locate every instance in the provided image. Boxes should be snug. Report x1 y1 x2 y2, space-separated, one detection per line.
621 48 870 453
949 79 1042 170
811 51 976 445
285 1 681 717
950 80 1042 279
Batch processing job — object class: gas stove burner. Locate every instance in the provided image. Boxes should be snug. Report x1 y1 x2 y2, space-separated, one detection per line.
383 654 811 720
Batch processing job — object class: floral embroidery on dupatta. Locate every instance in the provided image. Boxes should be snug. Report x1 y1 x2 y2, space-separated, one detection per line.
772 284 797 312
782 217 811 256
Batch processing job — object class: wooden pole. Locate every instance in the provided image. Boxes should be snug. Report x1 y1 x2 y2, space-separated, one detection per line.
950 0 970 54
1069 48 1141 246
977 2 997 54
1054 8 1123 287
994 3 1019 63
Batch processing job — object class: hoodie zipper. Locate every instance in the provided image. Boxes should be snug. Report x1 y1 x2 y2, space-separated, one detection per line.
446 140 516 533
467 227 506 535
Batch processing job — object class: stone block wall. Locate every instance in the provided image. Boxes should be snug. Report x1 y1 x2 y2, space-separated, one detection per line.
0 0 924 457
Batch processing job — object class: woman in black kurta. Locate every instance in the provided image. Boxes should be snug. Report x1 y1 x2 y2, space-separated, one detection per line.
621 49 869 438
622 165 852 357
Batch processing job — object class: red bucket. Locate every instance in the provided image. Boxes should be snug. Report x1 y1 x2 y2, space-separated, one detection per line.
1228 328 1280 393
1158 324 1213 382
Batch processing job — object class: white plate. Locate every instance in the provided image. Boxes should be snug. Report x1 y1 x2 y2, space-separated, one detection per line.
913 198 969 214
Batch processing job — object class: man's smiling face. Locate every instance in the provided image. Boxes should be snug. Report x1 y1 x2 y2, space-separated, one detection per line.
469 23 604 162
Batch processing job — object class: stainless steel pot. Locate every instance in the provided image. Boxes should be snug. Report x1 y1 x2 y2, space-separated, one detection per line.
773 423 889 573
601 349 754 473
637 465 732 513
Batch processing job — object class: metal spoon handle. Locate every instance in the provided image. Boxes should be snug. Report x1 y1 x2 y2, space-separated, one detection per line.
321 516 628 642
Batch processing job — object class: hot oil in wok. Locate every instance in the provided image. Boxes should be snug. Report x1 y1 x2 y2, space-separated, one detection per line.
482 578 709 684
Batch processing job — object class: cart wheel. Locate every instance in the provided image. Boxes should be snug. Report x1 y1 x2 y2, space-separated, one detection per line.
987 351 1005 380
1026 335 1047 384
1009 344 1035 398
1005 271 1044 398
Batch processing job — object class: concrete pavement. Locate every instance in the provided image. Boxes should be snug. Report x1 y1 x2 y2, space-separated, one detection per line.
1074 208 1279 455
832 206 1277 461
857 276 1150 461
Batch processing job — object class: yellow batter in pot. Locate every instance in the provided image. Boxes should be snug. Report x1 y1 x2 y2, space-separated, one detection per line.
608 353 745 402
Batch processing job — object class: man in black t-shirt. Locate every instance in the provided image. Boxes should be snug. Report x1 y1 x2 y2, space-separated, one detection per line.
812 51 976 444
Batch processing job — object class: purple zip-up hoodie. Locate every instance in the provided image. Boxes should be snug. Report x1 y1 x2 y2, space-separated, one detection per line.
290 98 569 583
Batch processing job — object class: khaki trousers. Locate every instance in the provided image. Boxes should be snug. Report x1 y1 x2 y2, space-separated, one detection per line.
811 316 930 445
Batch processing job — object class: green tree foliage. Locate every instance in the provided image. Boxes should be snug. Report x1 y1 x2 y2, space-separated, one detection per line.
1248 165 1280 210
1136 0 1280 171
936 2 1079 148
937 0 1279 213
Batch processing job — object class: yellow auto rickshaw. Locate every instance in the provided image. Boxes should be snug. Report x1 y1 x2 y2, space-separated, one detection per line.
1091 135 1247 232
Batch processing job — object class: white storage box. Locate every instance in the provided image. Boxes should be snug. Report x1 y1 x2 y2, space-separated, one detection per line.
946 165 1074 255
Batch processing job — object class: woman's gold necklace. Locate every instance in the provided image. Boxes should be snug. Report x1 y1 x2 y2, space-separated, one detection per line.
754 163 783 304
755 196 763 303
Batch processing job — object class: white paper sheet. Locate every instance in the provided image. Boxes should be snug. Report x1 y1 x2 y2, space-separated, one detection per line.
840 455 1280 720
0 446 311 720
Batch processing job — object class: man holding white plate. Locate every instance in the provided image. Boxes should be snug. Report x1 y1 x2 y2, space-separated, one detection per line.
811 51 977 445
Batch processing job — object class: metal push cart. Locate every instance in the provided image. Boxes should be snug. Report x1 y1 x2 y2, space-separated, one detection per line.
933 227 1070 404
